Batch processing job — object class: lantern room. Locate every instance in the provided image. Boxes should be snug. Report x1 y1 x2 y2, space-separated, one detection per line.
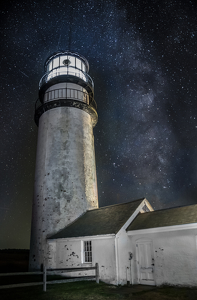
38 51 94 104
35 51 97 127
43 52 89 84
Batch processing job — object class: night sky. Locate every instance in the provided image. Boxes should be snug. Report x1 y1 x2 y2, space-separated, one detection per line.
1 0 197 249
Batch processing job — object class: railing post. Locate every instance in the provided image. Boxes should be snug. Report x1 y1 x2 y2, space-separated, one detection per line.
95 263 99 284
43 265 47 292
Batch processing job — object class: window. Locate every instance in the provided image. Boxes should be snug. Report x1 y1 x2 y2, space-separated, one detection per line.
60 55 68 66
84 241 92 263
63 59 71 66
81 62 85 72
142 204 150 212
53 57 59 68
76 58 81 70
47 61 52 71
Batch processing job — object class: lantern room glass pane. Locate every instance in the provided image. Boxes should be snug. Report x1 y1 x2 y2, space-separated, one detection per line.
60 55 68 66
59 66 67 75
79 70 86 81
53 57 59 69
60 55 75 68
76 58 81 70
81 62 85 72
48 61 52 71
67 67 73 76
68 56 75 67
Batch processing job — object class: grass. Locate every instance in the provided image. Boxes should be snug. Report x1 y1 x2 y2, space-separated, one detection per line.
1 280 197 300
0 281 111 300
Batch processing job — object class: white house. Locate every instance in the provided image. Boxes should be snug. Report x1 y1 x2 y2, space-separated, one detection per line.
47 198 197 286
127 202 197 286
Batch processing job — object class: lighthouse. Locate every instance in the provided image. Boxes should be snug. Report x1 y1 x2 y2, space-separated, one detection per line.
29 51 98 270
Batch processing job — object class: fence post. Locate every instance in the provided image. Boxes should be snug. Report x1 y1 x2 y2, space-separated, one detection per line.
95 263 99 284
43 265 47 292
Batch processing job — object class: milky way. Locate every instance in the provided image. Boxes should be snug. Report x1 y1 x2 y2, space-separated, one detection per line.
1 0 197 248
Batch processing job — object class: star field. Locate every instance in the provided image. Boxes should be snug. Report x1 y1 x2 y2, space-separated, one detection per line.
1 0 197 248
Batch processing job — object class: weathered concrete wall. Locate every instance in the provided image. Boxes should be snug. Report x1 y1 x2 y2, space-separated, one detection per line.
93 238 116 284
47 237 116 284
47 241 56 269
29 106 98 270
116 231 132 285
130 228 197 286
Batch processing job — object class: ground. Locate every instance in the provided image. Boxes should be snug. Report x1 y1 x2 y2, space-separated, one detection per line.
1 281 197 300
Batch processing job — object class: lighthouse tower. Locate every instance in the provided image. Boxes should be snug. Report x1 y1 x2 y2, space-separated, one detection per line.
29 51 98 270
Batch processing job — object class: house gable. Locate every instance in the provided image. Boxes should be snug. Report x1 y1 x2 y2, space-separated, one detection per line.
116 198 153 236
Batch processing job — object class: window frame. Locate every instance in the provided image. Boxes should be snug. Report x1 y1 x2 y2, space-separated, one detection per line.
83 240 92 264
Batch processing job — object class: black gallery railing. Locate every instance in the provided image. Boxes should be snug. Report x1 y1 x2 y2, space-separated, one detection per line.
39 66 94 90
35 87 95 110
44 87 90 105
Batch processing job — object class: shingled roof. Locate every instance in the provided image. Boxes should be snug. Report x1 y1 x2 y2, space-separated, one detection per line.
127 203 197 231
48 198 144 239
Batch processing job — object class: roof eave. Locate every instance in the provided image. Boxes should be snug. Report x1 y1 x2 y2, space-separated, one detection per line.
47 233 116 241
127 222 197 235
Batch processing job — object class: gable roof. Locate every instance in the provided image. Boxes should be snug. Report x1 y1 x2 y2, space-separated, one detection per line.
127 203 197 231
48 198 145 239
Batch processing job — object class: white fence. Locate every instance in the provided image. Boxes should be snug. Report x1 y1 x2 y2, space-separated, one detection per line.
0 263 99 292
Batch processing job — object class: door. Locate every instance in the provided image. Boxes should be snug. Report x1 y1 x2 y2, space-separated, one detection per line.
136 240 155 285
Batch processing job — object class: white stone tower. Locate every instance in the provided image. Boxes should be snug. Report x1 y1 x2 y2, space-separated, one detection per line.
29 51 98 270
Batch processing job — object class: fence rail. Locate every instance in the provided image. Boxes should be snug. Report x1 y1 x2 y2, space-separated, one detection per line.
0 271 43 276
0 263 99 291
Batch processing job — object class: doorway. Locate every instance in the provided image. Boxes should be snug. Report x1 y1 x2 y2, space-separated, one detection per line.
136 240 155 285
